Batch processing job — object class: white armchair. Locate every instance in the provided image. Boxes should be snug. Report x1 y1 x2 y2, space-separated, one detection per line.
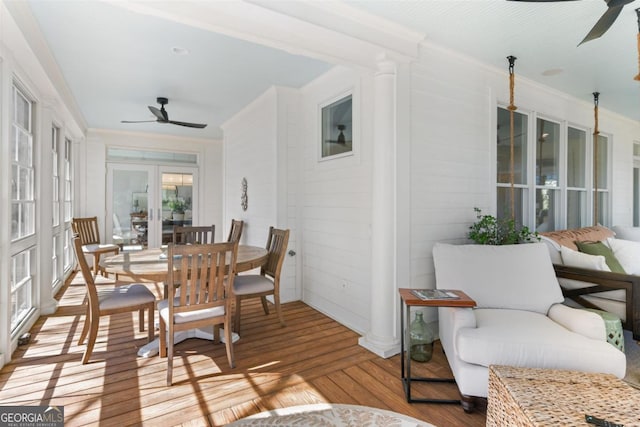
433 242 626 413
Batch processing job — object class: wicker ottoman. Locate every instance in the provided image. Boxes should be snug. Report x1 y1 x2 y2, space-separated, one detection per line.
487 365 640 426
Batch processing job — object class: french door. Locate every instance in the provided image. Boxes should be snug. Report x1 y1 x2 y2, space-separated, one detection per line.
106 164 199 248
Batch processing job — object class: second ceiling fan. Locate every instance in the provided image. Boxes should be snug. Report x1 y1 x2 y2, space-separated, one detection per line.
509 0 636 45
122 97 207 129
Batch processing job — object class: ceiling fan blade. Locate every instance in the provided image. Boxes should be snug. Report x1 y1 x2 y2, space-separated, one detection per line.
167 120 207 129
506 0 579 3
121 120 157 123
578 4 624 45
148 105 167 121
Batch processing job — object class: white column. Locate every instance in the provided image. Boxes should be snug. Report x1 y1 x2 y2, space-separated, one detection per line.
39 105 58 315
358 58 401 358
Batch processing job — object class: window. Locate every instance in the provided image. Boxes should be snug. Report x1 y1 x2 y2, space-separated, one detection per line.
594 134 610 225
63 138 73 272
10 84 36 332
496 106 610 231
11 86 35 241
51 125 63 288
534 117 560 232
496 107 529 225
52 127 59 227
567 127 588 228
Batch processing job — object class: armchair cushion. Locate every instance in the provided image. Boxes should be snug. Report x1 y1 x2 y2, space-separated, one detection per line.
547 303 605 340
433 242 563 314
455 308 625 378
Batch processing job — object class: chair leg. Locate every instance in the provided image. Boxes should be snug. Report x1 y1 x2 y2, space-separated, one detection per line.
167 328 174 386
147 305 154 342
139 309 145 333
260 296 270 314
82 313 100 364
93 254 100 276
159 317 167 358
224 319 235 369
234 296 242 334
274 294 285 327
78 306 90 345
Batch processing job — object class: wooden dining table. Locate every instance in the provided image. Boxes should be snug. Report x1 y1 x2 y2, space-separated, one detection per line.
100 244 269 358
101 245 269 285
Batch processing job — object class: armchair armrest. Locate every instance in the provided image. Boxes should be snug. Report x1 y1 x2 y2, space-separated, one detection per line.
438 306 476 356
553 263 640 340
548 303 605 341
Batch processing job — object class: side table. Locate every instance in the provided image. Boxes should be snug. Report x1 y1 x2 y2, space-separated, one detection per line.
399 288 476 404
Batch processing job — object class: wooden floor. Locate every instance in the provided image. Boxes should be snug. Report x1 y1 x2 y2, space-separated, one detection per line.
0 274 486 426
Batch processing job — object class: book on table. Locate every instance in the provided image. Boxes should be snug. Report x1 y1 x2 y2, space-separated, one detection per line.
411 289 459 300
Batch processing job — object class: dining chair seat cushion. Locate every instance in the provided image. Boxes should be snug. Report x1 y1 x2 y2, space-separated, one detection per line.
83 243 119 253
233 275 274 295
97 284 155 311
157 298 226 324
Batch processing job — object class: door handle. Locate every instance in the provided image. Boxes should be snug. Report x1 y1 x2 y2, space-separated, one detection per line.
149 209 153 221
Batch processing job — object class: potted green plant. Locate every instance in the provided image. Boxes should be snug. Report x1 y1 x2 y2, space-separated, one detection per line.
168 198 187 221
468 207 539 245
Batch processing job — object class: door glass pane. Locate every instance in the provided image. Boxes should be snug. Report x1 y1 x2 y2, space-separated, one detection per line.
112 170 149 248
162 172 193 244
568 127 586 188
497 107 528 185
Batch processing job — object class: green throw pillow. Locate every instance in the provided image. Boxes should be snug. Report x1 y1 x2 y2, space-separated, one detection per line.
575 241 626 274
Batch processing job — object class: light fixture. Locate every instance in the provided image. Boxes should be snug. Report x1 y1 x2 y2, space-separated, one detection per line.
171 46 190 56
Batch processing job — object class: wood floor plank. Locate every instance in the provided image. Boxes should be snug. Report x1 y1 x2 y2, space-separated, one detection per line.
0 272 487 426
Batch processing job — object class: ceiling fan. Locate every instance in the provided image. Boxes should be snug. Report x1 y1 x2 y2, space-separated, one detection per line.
122 97 207 129
509 0 636 45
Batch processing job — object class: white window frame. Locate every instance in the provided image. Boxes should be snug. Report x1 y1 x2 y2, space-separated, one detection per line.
496 105 612 231
10 82 38 335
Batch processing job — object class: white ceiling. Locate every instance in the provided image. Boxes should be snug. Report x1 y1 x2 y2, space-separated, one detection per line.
21 0 640 141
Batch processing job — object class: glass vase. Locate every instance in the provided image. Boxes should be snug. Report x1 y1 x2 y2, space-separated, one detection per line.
409 311 434 363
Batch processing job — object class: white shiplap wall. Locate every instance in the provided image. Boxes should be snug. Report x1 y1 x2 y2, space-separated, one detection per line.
222 86 299 303
299 66 374 334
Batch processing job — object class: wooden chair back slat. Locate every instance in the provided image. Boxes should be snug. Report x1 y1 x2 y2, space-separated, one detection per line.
167 242 237 314
262 227 289 280
227 219 244 243
172 225 215 245
72 217 101 245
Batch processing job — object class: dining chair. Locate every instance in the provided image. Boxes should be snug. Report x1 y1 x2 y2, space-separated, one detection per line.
172 225 215 244
158 241 239 385
72 234 155 364
227 219 244 243
233 227 289 334
72 216 120 276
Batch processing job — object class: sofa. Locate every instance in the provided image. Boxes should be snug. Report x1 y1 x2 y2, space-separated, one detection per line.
433 242 627 413
540 225 640 340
